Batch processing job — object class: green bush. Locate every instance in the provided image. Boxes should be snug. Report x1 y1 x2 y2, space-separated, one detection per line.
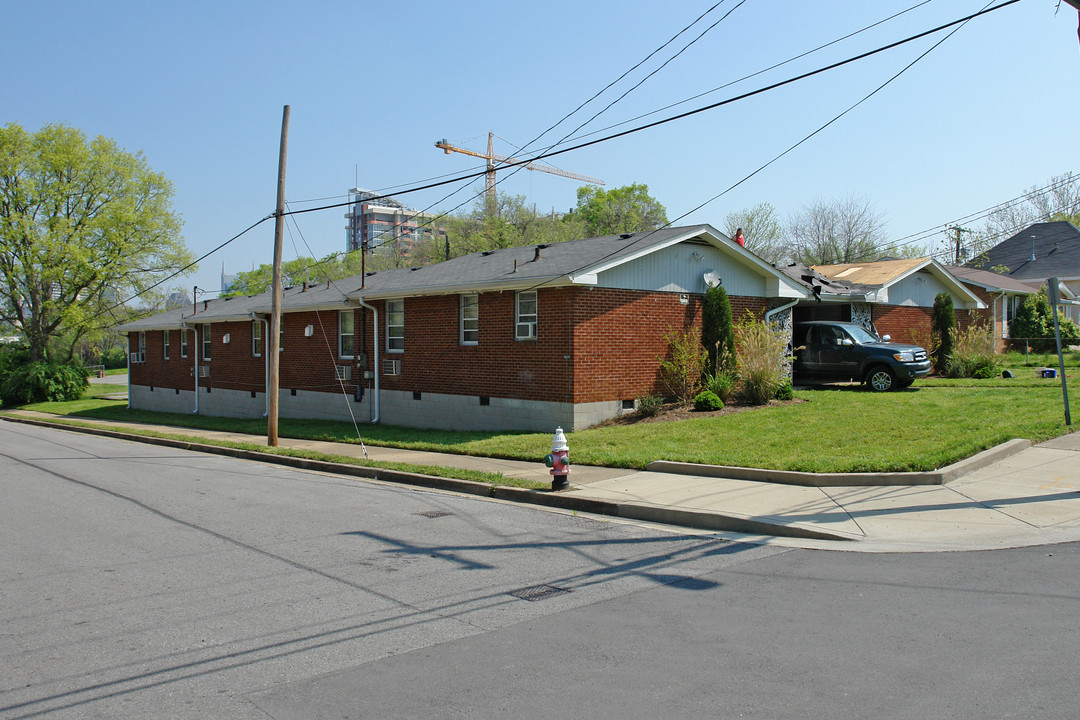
1010 289 1080 353
931 292 955 374
946 325 1001 379
702 285 736 376
635 393 664 417
775 382 794 401
101 346 128 369
658 326 706 403
0 360 88 406
693 390 724 412
701 370 738 403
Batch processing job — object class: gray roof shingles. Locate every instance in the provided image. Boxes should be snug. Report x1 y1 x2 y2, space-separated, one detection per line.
964 221 1080 281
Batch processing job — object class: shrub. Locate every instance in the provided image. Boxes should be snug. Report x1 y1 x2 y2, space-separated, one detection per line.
0 360 89 406
931 292 955 373
101 346 128 369
635 393 663 417
693 390 724 412
701 285 736 376
775 382 794 401
736 314 791 405
946 324 1001 379
1010 289 1080 353
658 326 707 403
701 370 738 404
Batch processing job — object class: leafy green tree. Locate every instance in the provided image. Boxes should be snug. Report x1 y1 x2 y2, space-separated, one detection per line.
1010 288 1080 352
223 251 368 297
701 285 735 376
931 292 955 373
575 183 668 237
0 123 191 363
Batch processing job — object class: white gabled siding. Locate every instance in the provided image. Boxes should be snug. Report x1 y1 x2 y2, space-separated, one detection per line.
888 271 955 307
595 243 767 296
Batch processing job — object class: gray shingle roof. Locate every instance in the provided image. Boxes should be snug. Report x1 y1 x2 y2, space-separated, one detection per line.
946 265 1042 293
964 221 1080 281
117 224 804 331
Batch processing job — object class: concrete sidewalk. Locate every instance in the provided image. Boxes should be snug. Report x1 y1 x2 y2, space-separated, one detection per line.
4 410 1079 552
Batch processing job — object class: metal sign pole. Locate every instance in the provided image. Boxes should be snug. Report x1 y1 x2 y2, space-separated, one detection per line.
1047 277 1071 426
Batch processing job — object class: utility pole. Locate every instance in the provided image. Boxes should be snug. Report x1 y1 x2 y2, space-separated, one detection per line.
948 225 971 265
268 105 290 447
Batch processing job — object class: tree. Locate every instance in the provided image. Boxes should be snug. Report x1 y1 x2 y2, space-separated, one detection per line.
784 194 887 266
0 123 191 363
575 183 668 237
701 285 735 376
724 202 784 263
984 172 1080 241
223 251 367 297
931 292 955 374
1009 288 1080 352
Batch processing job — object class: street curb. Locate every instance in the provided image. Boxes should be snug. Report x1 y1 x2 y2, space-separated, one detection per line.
645 439 1032 487
0 414 854 542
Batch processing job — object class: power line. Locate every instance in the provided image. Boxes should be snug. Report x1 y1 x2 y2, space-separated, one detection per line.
280 0 1022 222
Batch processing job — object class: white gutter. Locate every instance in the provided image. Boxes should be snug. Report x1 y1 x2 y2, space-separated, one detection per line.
765 299 800 326
124 332 131 409
357 297 380 423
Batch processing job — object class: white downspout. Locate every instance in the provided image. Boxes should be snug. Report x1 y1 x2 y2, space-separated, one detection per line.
995 290 1007 344
357 297 380 423
251 313 270 417
124 332 131 409
190 326 199 414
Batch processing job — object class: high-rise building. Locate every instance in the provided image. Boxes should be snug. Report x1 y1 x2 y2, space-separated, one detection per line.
344 188 446 257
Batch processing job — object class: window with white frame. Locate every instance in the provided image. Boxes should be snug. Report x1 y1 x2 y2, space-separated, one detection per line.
252 320 263 357
515 291 537 340
339 310 355 358
386 299 404 352
163 330 170 359
180 328 188 357
201 324 211 361
460 294 478 345
138 332 146 361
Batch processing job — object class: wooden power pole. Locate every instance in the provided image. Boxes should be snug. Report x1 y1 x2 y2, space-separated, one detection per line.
268 105 290 447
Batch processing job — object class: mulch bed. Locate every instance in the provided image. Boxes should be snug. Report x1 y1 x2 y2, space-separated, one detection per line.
593 397 804 427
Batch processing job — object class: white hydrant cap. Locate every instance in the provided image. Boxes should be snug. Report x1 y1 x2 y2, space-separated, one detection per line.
551 426 568 451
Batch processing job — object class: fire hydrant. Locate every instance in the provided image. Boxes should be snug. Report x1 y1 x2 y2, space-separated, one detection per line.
544 426 571 490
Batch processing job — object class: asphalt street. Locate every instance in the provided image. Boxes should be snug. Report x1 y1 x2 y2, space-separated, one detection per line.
2 422 1078 719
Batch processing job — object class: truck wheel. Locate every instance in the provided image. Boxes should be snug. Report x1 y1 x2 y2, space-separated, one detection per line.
865 366 895 392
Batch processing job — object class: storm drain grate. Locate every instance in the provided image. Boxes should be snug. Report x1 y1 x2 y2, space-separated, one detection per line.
508 584 571 602
415 510 453 519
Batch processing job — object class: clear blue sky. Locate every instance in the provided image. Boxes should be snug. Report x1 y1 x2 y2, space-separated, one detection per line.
4 0 1077 299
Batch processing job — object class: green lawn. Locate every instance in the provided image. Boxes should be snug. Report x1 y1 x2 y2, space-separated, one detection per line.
9 361 1077 473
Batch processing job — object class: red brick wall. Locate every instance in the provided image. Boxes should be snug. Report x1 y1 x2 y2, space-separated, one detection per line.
130 289 771 407
872 304 992 350
569 288 768 403
130 310 362 396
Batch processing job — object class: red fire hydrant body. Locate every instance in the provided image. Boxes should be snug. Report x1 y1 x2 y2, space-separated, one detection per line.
544 426 571 490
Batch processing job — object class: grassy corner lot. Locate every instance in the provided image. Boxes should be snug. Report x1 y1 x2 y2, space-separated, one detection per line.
8 356 1077 474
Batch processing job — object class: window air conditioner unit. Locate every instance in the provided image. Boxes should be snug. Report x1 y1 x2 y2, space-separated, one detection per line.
382 359 401 376
129 352 145 364
198 365 210 378
335 365 352 381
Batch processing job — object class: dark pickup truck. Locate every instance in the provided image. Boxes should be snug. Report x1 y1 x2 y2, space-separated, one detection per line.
792 321 931 391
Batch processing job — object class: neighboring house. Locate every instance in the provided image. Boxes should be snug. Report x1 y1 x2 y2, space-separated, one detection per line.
118 225 807 432
779 257 987 346
945 267 1039 352
965 221 1080 324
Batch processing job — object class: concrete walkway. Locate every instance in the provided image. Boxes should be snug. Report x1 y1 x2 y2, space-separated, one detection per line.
3 410 1079 552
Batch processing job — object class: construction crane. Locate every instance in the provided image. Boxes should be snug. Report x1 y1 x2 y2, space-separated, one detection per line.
434 131 603 202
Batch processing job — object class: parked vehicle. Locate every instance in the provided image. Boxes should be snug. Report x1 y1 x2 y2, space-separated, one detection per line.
792 321 931 391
